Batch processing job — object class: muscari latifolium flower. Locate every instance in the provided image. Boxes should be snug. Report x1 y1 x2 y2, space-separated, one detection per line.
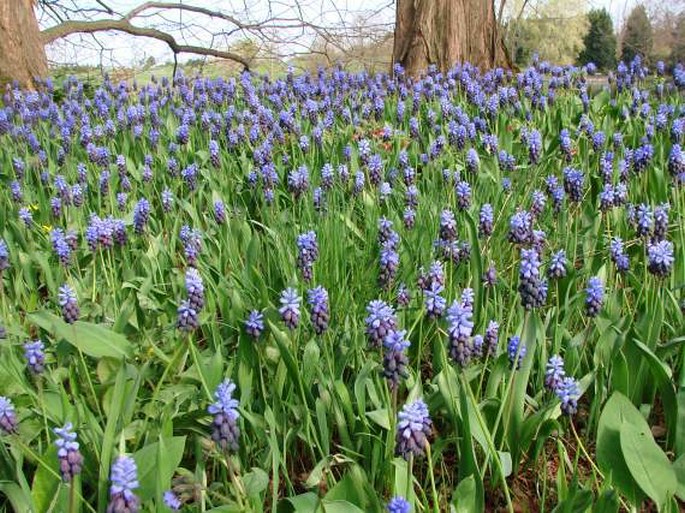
395 399 432 460
107 455 140 513
54 422 83 482
208 378 241 452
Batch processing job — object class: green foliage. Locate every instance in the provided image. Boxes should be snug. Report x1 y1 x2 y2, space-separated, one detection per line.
621 5 653 64
578 9 617 71
504 0 590 66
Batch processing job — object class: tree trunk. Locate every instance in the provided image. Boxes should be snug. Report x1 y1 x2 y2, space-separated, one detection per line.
393 0 511 76
0 0 48 88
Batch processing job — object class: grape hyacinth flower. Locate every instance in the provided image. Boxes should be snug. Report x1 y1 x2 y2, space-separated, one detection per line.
455 181 471 210
0 397 17 434
634 204 654 238
51 228 71 266
508 211 533 245
527 129 542 164
396 283 411 307
610 238 630 274
279 288 301 330
395 399 432 460
545 355 566 392
530 190 546 218
547 250 567 280
379 243 399 289
559 129 572 160
58 284 79 324
162 189 174 213
386 496 411 513
401 206 415 229
24 340 45 374
19 207 32 227
107 455 140 513
177 300 199 332
296 231 318 282
585 277 604 317
466 148 479 173
54 423 83 482
599 184 614 212
653 203 669 241
383 330 410 390
647 240 675 277
556 377 580 415
439 210 457 241
214 200 226 225
417 261 445 291
208 379 241 451
307 286 330 335
244 310 264 339
133 198 150 234
483 264 497 287
185 267 205 312
424 282 447 319
446 296 474 366
519 248 548 309
180 226 202 266
163 491 181 511
0 239 9 271
365 299 397 348
507 335 526 369
479 204 494 238
209 139 220 167
563 167 584 203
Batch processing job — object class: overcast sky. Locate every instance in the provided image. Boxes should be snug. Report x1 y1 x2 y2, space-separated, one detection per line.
44 0 640 67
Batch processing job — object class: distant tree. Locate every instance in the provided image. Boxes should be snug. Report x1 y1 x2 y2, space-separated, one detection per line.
670 13 685 65
621 5 653 64
578 9 616 71
503 0 590 67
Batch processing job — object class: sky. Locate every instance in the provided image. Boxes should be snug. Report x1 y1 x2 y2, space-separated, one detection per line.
43 0 641 68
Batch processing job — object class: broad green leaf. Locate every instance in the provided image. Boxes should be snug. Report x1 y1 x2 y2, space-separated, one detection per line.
243 467 269 497
673 454 685 502
596 392 645 505
30 446 61 513
620 421 676 507
365 409 390 430
28 311 133 359
0 482 34 513
451 475 477 513
133 436 186 502
322 500 366 513
283 492 320 513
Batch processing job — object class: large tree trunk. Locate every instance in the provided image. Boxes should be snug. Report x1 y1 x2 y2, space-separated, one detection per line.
393 0 511 76
0 0 48 88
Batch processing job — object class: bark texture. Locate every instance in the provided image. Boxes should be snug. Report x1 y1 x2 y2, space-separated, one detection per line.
0 0 48 88
393 0 511 76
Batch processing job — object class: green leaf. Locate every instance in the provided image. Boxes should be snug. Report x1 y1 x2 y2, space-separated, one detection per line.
28 311 133 359
596 392 645 505
243 467 269 497
451 475 477 513
0 482 35 513
676 391 685 458
282 492 320 513
133 436 186 502
594 489 620 513
672 454 685 502
620 421 676 507
31 446 61 513
365 409 390 430
322 500 365 513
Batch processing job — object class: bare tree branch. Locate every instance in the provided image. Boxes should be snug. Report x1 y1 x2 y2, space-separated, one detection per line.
41 18 251 69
